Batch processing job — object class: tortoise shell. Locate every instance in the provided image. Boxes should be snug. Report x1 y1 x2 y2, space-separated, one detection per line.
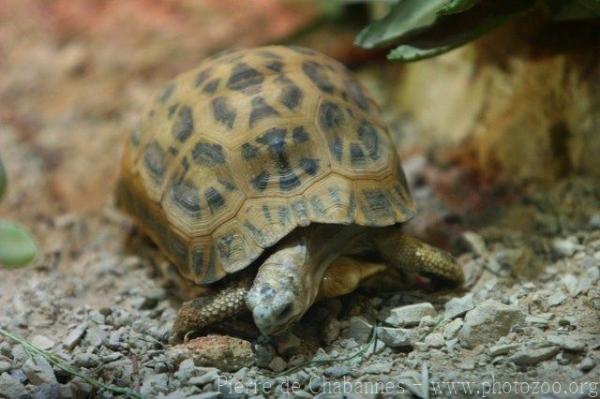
116 46 415 285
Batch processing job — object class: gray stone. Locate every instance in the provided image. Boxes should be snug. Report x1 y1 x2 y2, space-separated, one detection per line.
0 359 11 373
189 370 220 386
579 357 596 372
546 335 586 352
0 372 27 397
83 325 107 348
11 345 29 367
377 327 415 348
31 335 55 350
525 316 550 327
459 299 525 348
187 393 220 399
443 319 463 340
254 339 275 368
552 238 580 257
510 346 560 367
268 356 287 373
347 316 373 342
140 373 170 396
590 214 600 229
547 291 567 307
73 352 100 368
175 358 196 380
362 361 392 374
0 342 11 357
275 333 301 356
385 303 437 327
23 355 57 385
462 231 487 256
31 383 62 399
323 366 351 378
562 274 580 297
444 293 475 320
424 333 445 348
63 323 88 350
488 343 520 357
323 319 341 343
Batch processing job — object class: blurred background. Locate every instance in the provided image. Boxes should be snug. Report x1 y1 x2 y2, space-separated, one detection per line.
0 1 599 396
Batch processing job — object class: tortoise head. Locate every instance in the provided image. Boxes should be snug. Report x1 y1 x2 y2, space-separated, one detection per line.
246 242 318 336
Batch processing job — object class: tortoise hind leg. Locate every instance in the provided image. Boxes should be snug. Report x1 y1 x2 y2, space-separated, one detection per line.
374 227 464 287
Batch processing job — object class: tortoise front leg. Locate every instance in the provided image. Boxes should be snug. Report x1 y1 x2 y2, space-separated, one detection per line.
172 275 252 340
374 227 464 286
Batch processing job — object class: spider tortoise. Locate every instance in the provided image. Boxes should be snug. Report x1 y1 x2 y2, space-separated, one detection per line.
115 45 464 338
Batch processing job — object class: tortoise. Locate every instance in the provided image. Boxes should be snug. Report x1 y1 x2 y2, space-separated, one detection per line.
115 45 464 338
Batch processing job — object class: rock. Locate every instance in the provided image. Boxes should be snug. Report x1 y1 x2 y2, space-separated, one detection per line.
377 327 415 349
11 345 29 367
443 319 463 340
175 358 196 381
83 325 107 348
461 231 487 256
168 335 254 372
0 359 11 373
547 291 567 307
362 362 392 374
63 323 88 350
552 238 580 257
561 274 580 297
31 335 55 350
510 346 560 367
590 214 600 229
23 355 57 385
459 300 525 348
140 373 170 396
424 333 445 348
444 294 475 320
323 366 351 378
274 333 301 356
268 356 287 373
385 303 437 327
579 357 595 372
187 393 220 399
546 335 586 352
73 352 100 368
254 337 275 368
31 383 62 399
0 372 27 397
188 370 220 386
488 343 519 357
525 316 550 327
323 319 341 343
347 316 373 342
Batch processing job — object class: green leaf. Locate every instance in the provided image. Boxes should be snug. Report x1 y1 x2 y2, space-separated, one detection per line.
438 0 480 16
0 156 6 202
0 221 38 268
545 0 600 20
356 0 453 49
387 0 535 62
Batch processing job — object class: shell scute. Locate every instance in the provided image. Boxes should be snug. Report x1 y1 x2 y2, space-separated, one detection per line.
118 45 414 284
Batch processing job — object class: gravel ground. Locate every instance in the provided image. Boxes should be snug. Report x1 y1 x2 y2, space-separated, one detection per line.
0 160 598 398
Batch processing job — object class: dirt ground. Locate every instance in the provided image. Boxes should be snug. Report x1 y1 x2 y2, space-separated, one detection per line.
0 1 598 398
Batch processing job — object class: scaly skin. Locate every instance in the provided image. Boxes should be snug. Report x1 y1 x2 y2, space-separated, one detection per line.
172 226 463 339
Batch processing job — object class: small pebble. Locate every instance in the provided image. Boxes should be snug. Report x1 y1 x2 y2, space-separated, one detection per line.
578 357 595 372
385 303 437 327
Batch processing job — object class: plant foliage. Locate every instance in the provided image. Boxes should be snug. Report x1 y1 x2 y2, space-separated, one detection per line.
356 0 600 61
